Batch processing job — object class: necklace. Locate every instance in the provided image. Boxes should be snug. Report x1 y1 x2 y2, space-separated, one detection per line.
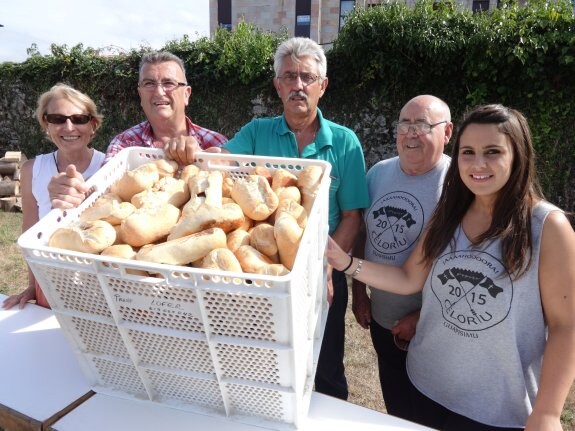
52 151 61 173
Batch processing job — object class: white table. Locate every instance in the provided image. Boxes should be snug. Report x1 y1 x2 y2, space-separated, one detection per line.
0 294 433 431
0 294 93 431
50 391 434 431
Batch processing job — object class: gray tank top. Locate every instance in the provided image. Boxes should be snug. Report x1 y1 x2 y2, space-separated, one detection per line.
407 201 558 427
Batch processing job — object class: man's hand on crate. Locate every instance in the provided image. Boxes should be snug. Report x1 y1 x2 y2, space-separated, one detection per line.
326 265 334 306
162 136 223 166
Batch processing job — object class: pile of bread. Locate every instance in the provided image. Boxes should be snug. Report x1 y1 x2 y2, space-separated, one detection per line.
48 159 323 276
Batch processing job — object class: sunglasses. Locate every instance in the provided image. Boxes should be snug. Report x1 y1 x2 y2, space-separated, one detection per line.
44 114 93 125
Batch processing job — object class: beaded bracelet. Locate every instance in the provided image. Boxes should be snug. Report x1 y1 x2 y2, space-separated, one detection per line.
341 255 354 273
351 259 363 278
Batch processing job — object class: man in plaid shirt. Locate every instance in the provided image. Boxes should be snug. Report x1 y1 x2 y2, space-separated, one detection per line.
49 51 227 209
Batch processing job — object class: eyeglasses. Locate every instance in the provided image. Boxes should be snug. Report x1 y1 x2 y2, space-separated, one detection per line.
44 114 92 125
397 120 448 136
138 79 188 92
277 72 321 86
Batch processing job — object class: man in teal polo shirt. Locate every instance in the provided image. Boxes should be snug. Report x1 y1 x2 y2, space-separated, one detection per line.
224 37 370 400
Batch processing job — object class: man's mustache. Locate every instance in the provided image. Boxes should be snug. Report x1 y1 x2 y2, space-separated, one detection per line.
288 91 308 101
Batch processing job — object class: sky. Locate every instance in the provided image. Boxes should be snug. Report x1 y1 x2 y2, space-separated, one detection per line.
0 0 210 63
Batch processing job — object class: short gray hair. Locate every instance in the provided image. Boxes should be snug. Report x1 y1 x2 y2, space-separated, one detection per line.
138 51 187 81
273 37 327 78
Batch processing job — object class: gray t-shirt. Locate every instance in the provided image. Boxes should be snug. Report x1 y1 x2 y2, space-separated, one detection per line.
407 201 557 427
364 154 450 328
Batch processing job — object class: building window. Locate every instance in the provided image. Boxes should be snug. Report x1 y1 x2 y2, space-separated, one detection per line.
472 0 490 12
218 0 232 31
340 0 355 29
295 0 311 37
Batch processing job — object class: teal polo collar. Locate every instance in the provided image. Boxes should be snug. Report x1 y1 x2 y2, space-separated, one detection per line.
277 108 333 152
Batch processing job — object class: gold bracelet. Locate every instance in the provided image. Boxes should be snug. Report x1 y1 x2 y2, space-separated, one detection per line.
351 259 363 278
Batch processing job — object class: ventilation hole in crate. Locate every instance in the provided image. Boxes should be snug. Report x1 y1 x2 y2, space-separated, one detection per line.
227 384 284 420
42 266 112 317
128 330 214 374
146 369 224 409
172 271 191 279
216 344 280 384
119 306 204 332
70 316 130 359
204 292 276 341
91 357 147 396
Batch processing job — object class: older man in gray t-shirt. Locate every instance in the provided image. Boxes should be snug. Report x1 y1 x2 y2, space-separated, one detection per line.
352 95 452 421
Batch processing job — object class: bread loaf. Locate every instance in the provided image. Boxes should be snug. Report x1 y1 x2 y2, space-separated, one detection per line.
131 177 189 209
197 248 243 272
80 200 136 225
179 164 200 184
273 199 308 228
272 168 298 190
275 186 301 204
154 159 179 178
255 264 290 276
253 166 272 184
120 203 180 247
49 220 116 253
274 214 304 270
110 162 160 202
188 170 223 207
227 228 251 252
231 175 278 221
100 244 137 259
234 245 275 273
297 165 323 216
249 223 279 261
168 203 245 240
136 228 227 265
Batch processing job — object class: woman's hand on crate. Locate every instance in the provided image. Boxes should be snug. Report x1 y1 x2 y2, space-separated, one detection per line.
48 165 90 210
2 285 35 310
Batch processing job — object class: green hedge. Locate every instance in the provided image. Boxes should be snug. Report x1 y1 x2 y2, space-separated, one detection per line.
324 0 575 211
1 2 574 212
0 22 284 158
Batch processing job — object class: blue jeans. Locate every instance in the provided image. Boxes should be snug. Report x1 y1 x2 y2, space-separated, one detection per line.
314 269 348 400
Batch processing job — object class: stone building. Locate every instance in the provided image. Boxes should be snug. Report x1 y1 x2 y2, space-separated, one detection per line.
209 0 500 47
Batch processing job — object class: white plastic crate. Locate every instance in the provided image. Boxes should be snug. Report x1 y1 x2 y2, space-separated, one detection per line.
18 148 331 430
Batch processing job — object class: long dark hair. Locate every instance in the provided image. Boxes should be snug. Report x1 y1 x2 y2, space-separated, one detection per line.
422 104 544 278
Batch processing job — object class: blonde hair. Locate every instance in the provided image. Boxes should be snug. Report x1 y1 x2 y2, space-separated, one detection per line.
36 83 103 132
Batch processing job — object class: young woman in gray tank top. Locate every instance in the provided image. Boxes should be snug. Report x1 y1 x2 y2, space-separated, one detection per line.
327 104 575 431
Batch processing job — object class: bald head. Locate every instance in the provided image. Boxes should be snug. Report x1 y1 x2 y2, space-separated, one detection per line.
396 95 453 176
400 95 451 123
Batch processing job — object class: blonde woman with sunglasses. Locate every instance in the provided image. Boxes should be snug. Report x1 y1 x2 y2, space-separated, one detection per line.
2 83 105 310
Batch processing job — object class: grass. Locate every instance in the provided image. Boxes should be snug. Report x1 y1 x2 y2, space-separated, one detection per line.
0 211 27 296
1 210 574 429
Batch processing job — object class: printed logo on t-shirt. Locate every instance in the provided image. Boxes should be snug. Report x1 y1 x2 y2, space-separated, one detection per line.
431 250 513 332
367 191 423 256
